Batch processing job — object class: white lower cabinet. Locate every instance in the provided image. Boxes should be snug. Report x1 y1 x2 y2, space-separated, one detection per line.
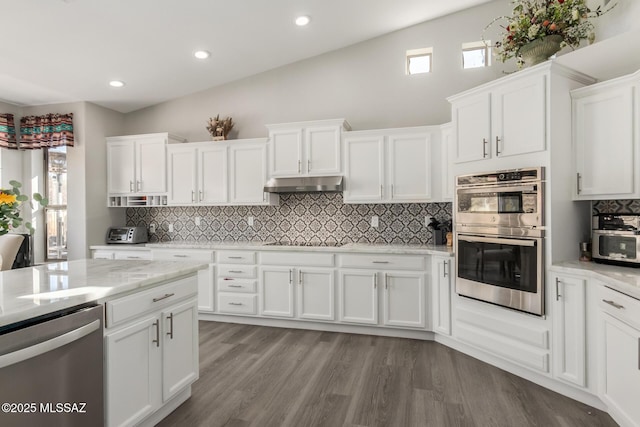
339 270 378 325
217 251 259 316
382 271 425 328
297 268 335 321
104 277 199 427
431 256 452 335
551 273 586 387
260 267 295 317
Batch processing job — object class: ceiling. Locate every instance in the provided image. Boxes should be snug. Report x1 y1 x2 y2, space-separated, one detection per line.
0 0 494 113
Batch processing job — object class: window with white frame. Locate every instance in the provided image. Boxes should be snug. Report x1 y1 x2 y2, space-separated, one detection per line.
44 146 67 260
462 41 491 69
406 47 433 75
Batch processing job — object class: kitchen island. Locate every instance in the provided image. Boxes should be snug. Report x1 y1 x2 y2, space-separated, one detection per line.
0 259 208 427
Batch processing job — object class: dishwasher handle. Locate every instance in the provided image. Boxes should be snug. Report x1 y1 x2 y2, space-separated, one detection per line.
0 319 100 369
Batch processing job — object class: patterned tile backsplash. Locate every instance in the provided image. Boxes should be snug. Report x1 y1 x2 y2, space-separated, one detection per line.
126 193 452 245
592 200 640 215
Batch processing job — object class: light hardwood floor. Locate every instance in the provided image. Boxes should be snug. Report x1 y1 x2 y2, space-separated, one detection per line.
158 321 617 427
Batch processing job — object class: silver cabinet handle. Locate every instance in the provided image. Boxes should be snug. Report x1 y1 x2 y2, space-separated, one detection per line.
229 256 243 259
0 320 99 369
126 256 141 259
372 261 389 264
228 284 242 288
298 160 301 173
129 181 134 192
152 319 160 347
638 338 640 371
137 180 141 191
443 260 448 278
380 185 384 198
391 184 394 198
384 273 388 290
191 191 195 202
289 269 293 285
199 190 203 202
173 254 188 258
307 159 311 172
299 269 303 285
495 136 501 156
373 273 377 289
603 299 624 309
229 302 243 306
576 173 582 195
482 138 488 158
153 293 175 303
166 313 174 339
229 270 244 274
555 278 561 301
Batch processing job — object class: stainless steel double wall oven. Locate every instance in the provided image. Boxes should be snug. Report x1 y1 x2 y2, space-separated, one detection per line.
455 167 545 316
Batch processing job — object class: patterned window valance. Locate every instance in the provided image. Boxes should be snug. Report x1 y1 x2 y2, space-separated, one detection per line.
0 114 18 149
19 113 74 149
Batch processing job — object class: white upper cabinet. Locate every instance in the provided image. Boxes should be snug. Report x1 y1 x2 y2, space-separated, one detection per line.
451 92 491 163
572 70 638 200
266 119 350 177
167 139 276 206
343 127 432 204
107 133 185 195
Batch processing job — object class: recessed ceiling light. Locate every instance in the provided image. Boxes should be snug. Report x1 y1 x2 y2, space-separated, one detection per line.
295 15 311 26
194 50 210 60
109 80 125 88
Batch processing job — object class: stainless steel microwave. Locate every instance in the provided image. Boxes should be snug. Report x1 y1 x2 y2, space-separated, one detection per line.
106 226 148 244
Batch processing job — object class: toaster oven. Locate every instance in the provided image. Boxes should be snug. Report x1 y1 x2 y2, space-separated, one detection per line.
106 226 148 244
592 214 640 267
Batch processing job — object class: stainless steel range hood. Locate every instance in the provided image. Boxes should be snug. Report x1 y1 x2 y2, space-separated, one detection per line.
263 176 344 193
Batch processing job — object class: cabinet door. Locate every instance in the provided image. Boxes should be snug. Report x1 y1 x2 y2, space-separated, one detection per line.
229 144 268 204
552 274 586 387
198 264 215 312
343 135 384 203
136 137 167 193
162 299 199 402
338 270 378 325
198 145 227 204
452 92 491 163
602 314 640 426
432 256 452 335
260 267 295 317
107 141 136 194
269 128 303 176
167 145 197 205
574 86 635 199
492 73 546 157
382 271 425 328
298 268 334 321
306 126 341 175
387 133 431 201
105 316 161 427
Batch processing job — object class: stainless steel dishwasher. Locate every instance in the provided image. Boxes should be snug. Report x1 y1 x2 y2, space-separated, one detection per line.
0 304 104 427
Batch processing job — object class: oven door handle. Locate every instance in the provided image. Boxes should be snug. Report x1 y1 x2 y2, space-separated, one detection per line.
0 319 100 369
457 235 536 247
457 184 537 195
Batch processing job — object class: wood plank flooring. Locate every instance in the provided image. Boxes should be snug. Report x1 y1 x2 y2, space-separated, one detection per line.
158 321 617 427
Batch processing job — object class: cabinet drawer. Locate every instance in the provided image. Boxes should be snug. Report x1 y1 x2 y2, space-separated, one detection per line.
105 276 197 328
599 286 640 330
151 249 214 262
339 254 426 270
114 250 152 260
260 251 335 267
93 250 115 260
218 265 257 278
218 294 257 315
217 251 256 264
218 278 257 293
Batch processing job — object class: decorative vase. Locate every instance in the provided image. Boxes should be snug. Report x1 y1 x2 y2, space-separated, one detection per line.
518 34 563 67
211 135 226 141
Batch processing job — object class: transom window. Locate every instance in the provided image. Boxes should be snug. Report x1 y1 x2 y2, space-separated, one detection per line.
462 41 491 69
406 47 433 75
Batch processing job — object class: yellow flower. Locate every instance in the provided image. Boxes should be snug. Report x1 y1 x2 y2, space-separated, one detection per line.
0 192 17 205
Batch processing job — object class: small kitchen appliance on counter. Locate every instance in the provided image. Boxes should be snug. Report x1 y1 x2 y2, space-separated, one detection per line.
592 214 640 267
106 226 148 244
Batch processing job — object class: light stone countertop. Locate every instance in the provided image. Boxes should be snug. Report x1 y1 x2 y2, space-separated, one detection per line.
551 260 640 300
0 259 208 329
91 241 454 256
